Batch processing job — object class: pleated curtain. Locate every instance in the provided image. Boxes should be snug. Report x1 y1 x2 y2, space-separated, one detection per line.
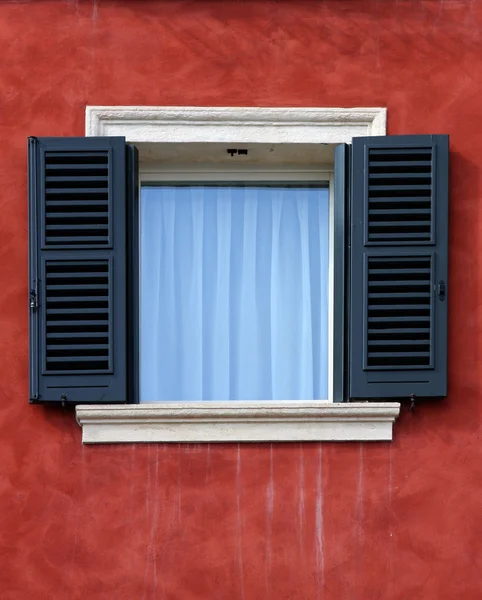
140 185 330 401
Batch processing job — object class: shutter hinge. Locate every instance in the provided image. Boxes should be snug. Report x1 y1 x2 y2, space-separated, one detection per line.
29 280 39 310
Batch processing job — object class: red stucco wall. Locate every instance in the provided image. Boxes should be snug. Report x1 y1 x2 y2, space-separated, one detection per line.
1 1 482 598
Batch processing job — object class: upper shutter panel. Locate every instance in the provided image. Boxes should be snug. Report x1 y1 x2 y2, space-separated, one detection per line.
349 135 449 399
29 137 129 404
367 146 433 244
43 150 111 247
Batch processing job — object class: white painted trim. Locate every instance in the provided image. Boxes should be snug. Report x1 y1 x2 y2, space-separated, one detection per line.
86 106 387 143
140 166 333 182
76 402 400 444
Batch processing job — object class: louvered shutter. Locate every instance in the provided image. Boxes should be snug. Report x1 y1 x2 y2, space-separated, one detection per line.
28 137 130 403
349 135 449 399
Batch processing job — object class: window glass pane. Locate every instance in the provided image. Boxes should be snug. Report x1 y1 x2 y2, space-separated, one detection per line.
140 185 330 401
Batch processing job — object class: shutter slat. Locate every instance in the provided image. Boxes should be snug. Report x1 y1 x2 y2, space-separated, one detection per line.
368 304 430 311
46 224 108 230
46 188 109 195
369 160 432 167
368 292 431 299
47 356 108 362
47 308 107 314
47 344 109 350
45 151 108 159
368 317 429 325
369 185 431 191
45 236 109 243
47 332 107 338
369 221 430 227
46 284 107 290
46 200 108 207
368 352 430 358
369 268 430 275
46 320 109 327
46 163 107 171
369 281 429 287
46 212 108 218
44 369 109 374
368 148 432 156
370 233 432 241
369 173 431 180
369 197 431 203
368 326 430 332
46 271 107 278
369 209 431 216
368 340 429 346
46 176 108 183
47 296 108 303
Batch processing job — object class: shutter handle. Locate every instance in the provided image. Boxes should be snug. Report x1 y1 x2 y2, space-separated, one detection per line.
29 279 39 310
29 290 38 310
436 280 446 301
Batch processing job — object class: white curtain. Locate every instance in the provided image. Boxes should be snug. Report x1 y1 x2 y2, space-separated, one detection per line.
140 185 330 401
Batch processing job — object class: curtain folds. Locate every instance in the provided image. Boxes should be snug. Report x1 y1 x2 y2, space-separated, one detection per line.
140 185 330 401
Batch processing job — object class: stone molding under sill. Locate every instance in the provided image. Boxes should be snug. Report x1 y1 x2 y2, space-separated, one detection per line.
76 402 400 444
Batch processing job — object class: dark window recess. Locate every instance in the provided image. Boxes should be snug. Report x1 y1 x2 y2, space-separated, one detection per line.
44 151 109 247
367 147 433 244
44 260 111 373
366 256 432 369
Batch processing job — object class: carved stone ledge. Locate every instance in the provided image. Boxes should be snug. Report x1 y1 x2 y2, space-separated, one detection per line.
76 401 400 444
86 106 387 144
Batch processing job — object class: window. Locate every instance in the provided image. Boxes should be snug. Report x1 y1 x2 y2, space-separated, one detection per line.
28 108 449 442
140 177 332 402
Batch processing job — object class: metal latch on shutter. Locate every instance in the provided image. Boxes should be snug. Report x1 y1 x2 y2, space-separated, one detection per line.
436 280 446 301
29 280 38 310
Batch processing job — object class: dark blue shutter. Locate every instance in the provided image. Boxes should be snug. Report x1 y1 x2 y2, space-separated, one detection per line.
349 135 449 399
28 137 129 403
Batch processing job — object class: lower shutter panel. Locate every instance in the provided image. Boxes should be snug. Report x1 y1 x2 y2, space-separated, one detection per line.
44 259 111 374
366 255 433 369
349 135 449 399
29 137 129 403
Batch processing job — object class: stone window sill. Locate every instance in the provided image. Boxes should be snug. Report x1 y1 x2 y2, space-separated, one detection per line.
76 401 400 444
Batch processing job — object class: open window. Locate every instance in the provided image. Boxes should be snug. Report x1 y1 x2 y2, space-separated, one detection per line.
140 175 333 403
28 133 449 410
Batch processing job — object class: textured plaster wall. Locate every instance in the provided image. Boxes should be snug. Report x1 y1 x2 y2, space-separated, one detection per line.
1 1 482 598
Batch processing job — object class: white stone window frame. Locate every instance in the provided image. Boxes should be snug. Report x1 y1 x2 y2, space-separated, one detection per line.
76 106 400 444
